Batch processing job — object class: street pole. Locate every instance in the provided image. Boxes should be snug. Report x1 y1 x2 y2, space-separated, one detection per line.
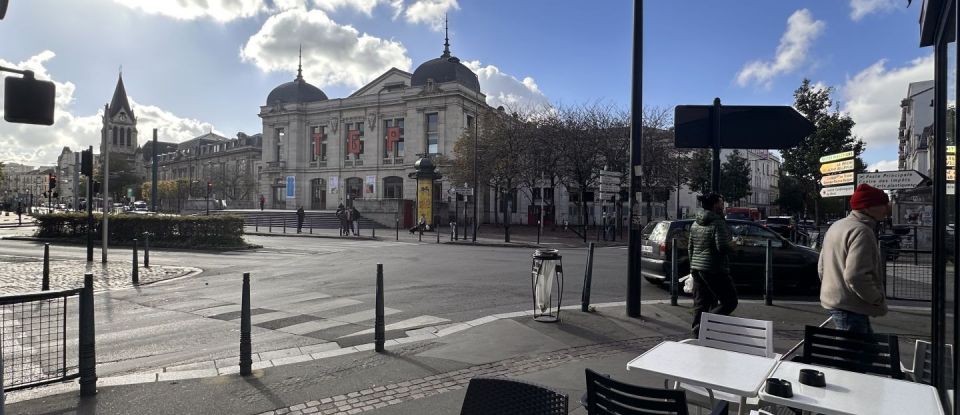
711 97 721 193
86 146 94 262
102 132 109 264
626 0 644 318
152 128 158 212
473 90 480 243
73 152 80 211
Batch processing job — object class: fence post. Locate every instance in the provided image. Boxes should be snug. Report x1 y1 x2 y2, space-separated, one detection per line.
144 233 150 268
670 238 678 306
42 243 50 291
240 272 252 376
79 273 97 397
879 243 889 297
581 242 595 312
764 239 773 306
913 226 918 266
131 239 139 285
375 264 385 353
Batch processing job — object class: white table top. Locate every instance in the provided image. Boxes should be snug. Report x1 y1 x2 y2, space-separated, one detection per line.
759 360 945 415
626 340 779 397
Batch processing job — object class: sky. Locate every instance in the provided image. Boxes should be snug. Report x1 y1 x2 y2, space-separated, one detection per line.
0 0 937 172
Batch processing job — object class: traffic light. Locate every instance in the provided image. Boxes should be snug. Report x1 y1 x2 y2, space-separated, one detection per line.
81 149 92 176
207 181 212 193
48 174 57 190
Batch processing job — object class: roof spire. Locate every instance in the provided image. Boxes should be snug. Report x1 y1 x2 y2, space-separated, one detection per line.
442 14 451 57
296 44 304 81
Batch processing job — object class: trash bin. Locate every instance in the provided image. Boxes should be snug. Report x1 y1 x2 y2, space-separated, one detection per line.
531 248 563 322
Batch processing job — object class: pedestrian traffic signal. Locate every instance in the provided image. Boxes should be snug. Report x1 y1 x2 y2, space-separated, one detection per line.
48 174 57 190
81 149 93 176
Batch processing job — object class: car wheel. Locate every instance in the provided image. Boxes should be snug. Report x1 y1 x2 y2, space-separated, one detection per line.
644 277 664 286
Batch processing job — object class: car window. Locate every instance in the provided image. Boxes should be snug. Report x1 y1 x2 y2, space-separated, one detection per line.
726 212 749 221
731 223 784 248
647 222 670 242
766 217 790 225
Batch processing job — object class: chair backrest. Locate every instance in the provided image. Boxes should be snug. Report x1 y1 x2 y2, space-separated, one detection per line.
911 340 955 385
698 313 775 358
802 325 904 379
585 368 688 415
460 376 568 415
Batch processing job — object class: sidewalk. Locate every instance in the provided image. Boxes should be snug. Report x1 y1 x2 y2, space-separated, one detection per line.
6 300 931 415
0 210 33 227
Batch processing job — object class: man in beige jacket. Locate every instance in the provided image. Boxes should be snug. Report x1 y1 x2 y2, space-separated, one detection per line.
818 183 890 334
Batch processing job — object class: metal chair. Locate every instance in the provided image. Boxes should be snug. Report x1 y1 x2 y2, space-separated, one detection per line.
459 376 567 415
584 369 729 415
902 340 954 384
792 325 904 379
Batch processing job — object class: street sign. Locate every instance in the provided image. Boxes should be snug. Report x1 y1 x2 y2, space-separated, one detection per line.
599 185 621 193
674 104 815 149
949 154 956 167
599 176 621 185
821 172 855 186
950 145 956 154
819 159 855 174
949 169 956 181
857 170 926 190
599 169 621 176
819 151 855 164
820 184 855 198
460 187 474 196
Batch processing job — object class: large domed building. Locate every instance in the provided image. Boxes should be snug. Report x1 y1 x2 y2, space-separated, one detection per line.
258 27 489 227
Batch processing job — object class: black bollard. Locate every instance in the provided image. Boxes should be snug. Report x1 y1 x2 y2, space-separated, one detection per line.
79 273 97 396
255 215 259 232
372 225 375 238
310 218 313 234
436 218 440 244
240 272 252 376
283 217 286 234
144 234 150 268
764 239 773 306
132 239 139 285
395 217 399 241
670 238 678 306
375 264 385 353
42 243 50 291
418 225 422 242
581 242 595 312
269 217 272 233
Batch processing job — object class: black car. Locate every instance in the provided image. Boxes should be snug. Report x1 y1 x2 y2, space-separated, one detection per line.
640 219 821 293
765 216 795 239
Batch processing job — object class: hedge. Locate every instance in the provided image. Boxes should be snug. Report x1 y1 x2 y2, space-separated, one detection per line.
35 213 246 248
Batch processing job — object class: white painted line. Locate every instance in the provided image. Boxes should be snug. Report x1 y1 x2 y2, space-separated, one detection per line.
194 304 242 317
242 311 300 325
338 315 450 338
294 298 363 315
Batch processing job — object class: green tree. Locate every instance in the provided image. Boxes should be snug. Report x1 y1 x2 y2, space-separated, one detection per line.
780 79 865 223
686 149 712 196
720 150 752 203
775 173 805 215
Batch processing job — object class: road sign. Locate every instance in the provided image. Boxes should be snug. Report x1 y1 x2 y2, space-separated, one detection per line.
460 187 474 196
820 184 855 198
674 105 815 149
949 169 956 181
599 169 621 176
950 145 956 154
856 170 926 190
599 185 621 193
949 154 956 167
819 159 855 174
599 176 621 185
819 151 855 164
821 172 855 186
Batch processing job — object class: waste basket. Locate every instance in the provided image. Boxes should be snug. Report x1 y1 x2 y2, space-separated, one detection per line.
531 248 563 322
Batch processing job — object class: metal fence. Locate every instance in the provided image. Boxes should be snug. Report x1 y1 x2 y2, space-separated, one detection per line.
882 248 932 302
0 288 82 391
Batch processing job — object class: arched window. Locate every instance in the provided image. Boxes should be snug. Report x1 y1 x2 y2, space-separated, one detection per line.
112 126 118 145
383 176 403 199
127 128 132 146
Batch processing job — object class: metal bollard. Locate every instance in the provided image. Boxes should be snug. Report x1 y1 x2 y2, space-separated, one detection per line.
670 238 678 306
269 216 272 233
283 217 286 234
764 239 773 306
310 219 313 234
240 272 252 376
132 238 139 285
144 234 150 268
42 243 50 291
436 217 440 244
255 215 259 232
375 264 385 353
418 225 422 242
372 225 375 238
79 273 98 397
395 217 399 241
581 242 595 312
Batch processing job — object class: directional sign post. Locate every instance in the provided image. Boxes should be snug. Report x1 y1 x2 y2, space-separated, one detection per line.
821 185 855 198
857 170 927 190
675 99 815 192
821 172 855 187
820 159 855 175
818 150 857 199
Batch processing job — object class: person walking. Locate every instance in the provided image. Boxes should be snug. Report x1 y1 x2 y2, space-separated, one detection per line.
296 206 305 234
688 192 737 335
16 203 22 226
818 184 890 334
336 204 347 236
351 206 361 236
259 194 265 211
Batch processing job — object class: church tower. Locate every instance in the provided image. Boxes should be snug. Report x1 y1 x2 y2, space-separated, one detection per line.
102 72 138 156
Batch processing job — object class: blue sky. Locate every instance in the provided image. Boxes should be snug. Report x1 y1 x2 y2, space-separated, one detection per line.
0 0 934 170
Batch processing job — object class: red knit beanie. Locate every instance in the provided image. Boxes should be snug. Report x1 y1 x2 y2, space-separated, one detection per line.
850 184 889 210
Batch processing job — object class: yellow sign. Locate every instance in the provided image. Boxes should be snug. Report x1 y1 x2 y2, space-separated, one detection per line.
417 178 433 226
949 154 956 167
819 159 855 175
949 146 956 154
819 151 855 164
949 169 956 181
821 172 855 186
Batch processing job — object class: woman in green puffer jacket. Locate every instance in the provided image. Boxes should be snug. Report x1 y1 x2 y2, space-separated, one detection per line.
687 193 738 335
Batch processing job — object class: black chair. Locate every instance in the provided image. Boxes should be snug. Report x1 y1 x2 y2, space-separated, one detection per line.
793 325 905 379
584 369 730 415
459 376 568 415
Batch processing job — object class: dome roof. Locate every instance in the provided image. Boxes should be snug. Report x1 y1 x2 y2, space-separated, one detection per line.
267 76 328 106
411 55 480 93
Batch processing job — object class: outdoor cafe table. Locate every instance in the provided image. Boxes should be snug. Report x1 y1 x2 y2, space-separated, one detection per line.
759 360 944 415
626 341 779 415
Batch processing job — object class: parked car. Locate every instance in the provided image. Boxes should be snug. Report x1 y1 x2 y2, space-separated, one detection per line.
725 207 761 222
640 219 821 293
765 216 795 239
132 200 149 213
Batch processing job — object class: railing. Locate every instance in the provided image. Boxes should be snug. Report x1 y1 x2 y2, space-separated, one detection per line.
308 161 327 168
881 247 932 302
0 279 95 393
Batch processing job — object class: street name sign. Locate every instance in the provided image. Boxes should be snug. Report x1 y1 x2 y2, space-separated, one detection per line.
857 170 926 190
674 104 815 149
819 151 855 164
950 145 956 154
821 184 855 198
949 169 956 181
949 154 956 168
821 172 855 186
819 159 855 174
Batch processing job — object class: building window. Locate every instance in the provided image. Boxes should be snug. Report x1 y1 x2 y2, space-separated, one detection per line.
466 114 474 130
384 119 405 158
346 177 363 201
127 128 132 146
275 127 285 162
383 176 403 199
310 126 327 162
112 127 118 145
426 113 439 154
345 123 365 159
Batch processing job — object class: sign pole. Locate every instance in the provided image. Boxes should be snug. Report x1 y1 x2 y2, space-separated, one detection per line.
711 98 721 193
626 0 643 318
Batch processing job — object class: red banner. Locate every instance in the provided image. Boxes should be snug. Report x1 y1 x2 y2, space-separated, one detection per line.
348 130 362 156
312 132 324 156
386 127 401 151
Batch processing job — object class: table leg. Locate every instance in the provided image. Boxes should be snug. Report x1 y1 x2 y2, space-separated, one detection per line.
737 396 746 415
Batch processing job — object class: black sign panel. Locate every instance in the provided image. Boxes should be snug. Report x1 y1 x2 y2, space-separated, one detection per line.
675 105 815 149
4 75 55 126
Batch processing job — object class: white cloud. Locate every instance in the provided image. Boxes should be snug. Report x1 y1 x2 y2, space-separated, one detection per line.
111 0 266 22
850 0 898 21
843 55 933 148
241 8 412 89
312 0 381 15
736 9 825 88
463 61 550 110
404 0 459 31
0 51 219 166
867 159 900 172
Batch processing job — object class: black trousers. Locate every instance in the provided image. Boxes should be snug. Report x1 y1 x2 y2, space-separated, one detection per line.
691 270 738 333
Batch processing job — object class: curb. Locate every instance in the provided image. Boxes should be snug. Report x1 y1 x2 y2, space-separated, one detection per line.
1 236 262 252
244 232 381 241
